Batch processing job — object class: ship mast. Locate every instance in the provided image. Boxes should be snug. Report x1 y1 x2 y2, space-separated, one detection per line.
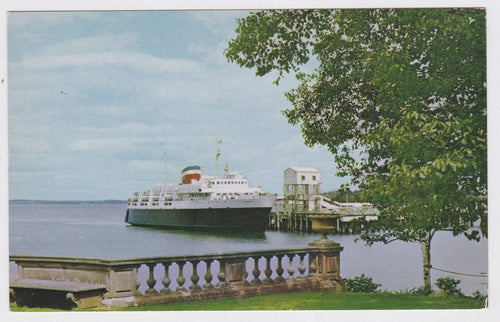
215 137 222 177
161 141 167 184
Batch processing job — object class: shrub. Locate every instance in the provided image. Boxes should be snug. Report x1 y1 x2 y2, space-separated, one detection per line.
394 286 430 296
472 290 487 307
435 276 462 296
473 290 485 299
344 274 381 293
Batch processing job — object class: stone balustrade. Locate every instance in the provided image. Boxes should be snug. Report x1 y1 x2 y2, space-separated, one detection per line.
10 238 343 308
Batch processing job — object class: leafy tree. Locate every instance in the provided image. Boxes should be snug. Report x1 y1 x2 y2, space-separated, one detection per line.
225 9 486 292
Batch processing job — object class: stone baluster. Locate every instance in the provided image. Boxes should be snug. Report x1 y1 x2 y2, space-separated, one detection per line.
251 256 262 285
189 260 201 291
263 256 274 284
275 255 285 283
298 253 307 278
203 259 215 289
309 254 317 277
160 262 171 293
216 260 227 288
145 263 157 294
287 254 296 279
243 260 250 285
176 261 187 292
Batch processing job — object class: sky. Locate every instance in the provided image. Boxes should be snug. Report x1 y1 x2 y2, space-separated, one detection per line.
7 10 350 200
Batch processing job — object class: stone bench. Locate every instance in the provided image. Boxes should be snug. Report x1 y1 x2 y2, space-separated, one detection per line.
10 279 106 309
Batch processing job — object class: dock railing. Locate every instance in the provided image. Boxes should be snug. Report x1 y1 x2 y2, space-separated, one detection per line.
10 239 343 308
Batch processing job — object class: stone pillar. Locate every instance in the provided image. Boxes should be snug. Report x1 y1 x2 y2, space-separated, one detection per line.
105 264 140 298
223 258 247 286
308 237 343 291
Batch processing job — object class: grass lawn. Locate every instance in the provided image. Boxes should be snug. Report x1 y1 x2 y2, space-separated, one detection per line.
10 290 487 312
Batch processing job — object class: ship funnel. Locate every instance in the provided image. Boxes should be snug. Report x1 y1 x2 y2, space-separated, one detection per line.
181 166 202 184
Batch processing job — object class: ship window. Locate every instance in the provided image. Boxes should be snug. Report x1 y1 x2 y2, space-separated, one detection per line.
301 175 305 180
312 176 316 180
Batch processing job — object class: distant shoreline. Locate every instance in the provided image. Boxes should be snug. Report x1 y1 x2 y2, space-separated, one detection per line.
9 200 127 205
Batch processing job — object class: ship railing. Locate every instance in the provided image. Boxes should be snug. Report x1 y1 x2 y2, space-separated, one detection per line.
9 241 343 307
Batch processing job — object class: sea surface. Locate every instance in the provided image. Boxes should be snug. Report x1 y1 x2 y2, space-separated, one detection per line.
9 202 488 296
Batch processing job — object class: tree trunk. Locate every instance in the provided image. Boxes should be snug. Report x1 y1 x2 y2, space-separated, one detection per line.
421 237 431 294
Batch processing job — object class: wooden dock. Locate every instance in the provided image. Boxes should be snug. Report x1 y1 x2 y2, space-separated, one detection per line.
267 212 372 234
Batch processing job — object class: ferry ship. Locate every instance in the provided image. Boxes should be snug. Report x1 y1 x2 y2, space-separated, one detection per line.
125 166 277 232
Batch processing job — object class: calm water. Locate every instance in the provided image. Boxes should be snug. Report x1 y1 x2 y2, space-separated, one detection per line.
9 202 488 295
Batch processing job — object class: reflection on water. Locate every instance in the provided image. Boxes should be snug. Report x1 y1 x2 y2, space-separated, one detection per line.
9 202 488 295
126 225 267 241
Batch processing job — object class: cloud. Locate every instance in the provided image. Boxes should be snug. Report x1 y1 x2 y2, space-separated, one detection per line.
81 104 137 116
11 51 201 73
8 121 53 158
9 136 51 154
38 33 140 56
127 160 163 173
187 11 247 36
8 11 100 29
69 137 136 152
274 133 307 154
74 122 175 137
67 124 214 158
